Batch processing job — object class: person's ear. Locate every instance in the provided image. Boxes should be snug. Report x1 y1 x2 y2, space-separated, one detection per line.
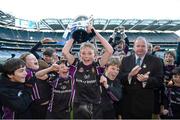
7 74 14 79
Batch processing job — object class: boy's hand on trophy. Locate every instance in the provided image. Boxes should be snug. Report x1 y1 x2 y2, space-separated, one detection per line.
86 24 94 33
86 25 96 38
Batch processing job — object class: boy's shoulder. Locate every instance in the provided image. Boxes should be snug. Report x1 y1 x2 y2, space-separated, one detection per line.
0 74 24 92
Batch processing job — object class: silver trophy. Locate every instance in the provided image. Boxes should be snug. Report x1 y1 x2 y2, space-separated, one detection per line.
63 15 95 43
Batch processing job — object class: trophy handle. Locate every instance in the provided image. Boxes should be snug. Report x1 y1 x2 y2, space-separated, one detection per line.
87 15 93 25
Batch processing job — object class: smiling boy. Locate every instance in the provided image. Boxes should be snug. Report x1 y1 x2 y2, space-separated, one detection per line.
0 58 33 119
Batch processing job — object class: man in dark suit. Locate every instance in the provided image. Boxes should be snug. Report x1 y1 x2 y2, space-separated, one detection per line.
119 36 164 119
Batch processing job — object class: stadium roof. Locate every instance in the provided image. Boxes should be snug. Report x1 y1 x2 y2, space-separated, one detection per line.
1 10 180 32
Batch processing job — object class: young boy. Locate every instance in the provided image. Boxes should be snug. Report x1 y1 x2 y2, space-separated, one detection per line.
62 25 113 119
35 59 74 119
163 51 176 85
20 52 53 118
0 58 33 119
162 67 180 119
100 56 122 119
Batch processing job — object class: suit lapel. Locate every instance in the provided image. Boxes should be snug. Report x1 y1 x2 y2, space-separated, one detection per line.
140 54 149 73
131 55 136 68
141 54 148 67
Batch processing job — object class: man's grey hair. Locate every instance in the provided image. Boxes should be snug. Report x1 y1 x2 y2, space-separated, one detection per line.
134 36 148 46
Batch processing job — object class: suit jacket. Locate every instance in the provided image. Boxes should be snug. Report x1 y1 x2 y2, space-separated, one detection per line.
119 53 164 118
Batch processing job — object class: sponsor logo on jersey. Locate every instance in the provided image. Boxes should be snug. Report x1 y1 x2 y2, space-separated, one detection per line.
78 67 84 73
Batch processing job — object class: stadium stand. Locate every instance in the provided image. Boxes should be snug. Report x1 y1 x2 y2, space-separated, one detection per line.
0 10 180 58
0 26 179 52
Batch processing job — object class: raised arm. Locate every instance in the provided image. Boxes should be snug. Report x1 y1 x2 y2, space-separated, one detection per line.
29 38 54 59
35 64 59 79
29 41 42 59
62 39 75 65
93 28 113 67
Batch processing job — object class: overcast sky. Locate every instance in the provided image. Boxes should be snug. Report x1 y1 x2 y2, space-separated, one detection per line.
1 0 180 21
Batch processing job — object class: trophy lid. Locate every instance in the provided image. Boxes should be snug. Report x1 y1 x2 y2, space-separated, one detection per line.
74 15 88 22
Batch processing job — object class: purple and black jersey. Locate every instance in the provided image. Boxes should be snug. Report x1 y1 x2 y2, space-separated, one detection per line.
25 68 40 101
25 68 52 102
46 72 74 119
48 76 73 112
70 58 104 104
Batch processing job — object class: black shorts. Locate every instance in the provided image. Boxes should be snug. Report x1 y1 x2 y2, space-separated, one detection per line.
73 102 102 119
